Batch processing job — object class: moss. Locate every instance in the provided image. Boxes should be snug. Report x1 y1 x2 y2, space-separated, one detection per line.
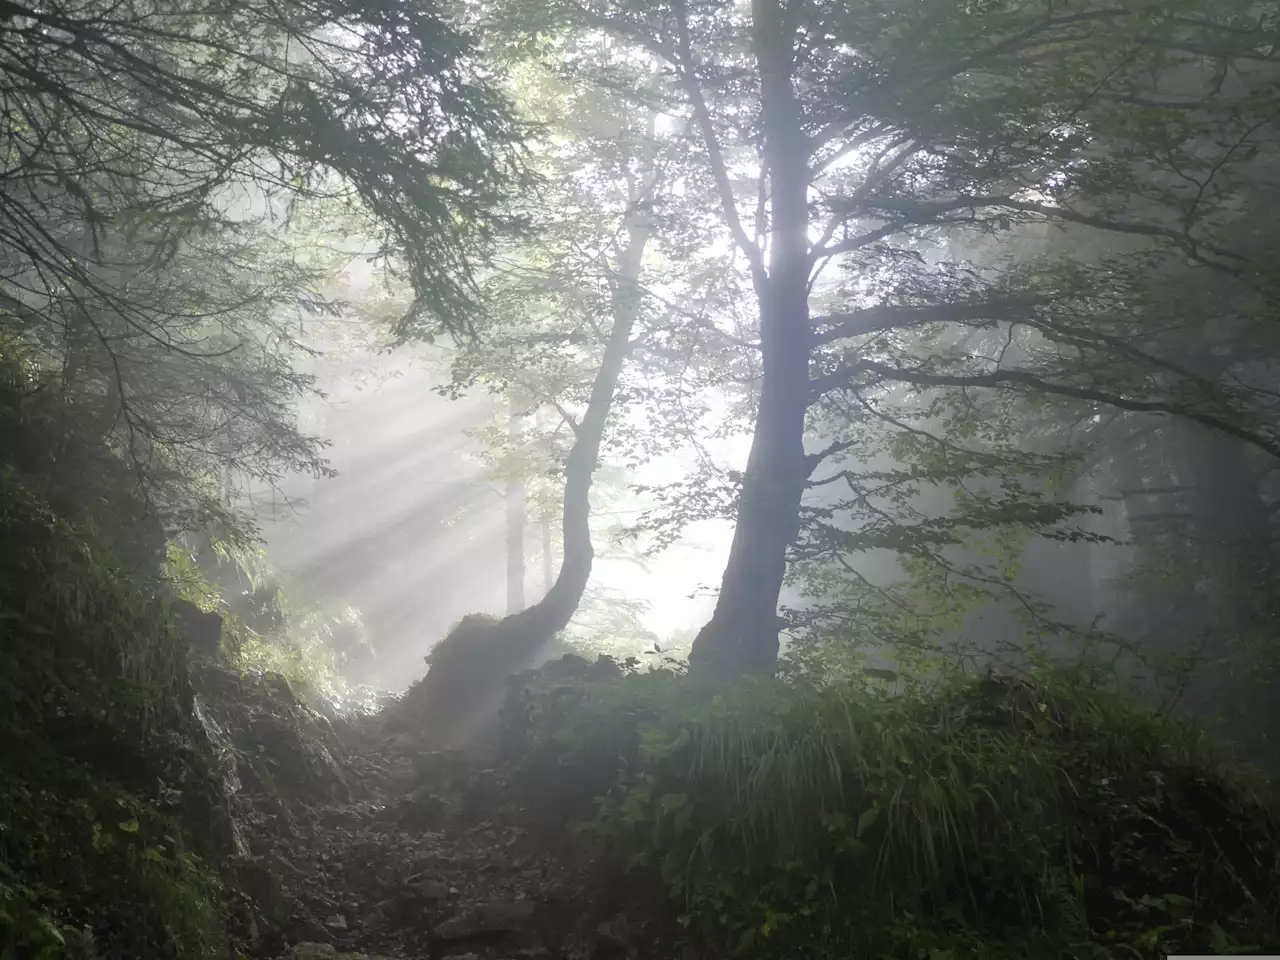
0 468 232 958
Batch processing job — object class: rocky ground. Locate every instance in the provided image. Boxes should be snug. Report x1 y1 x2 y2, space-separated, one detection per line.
191 662 676 960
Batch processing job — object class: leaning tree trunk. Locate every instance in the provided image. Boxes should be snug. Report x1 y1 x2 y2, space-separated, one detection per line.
689 0 812 679
404 210 652 747
499 215 648 651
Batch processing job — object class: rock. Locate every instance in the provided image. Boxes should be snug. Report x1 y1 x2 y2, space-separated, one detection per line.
173 599 224 660
397 787 452 832
191 664 351 805
294 916 332 944
291 945 338 959
434 899 537 940
324 914 348 931
595 913 640 956
498 654 623 760
403 874 452 901
286 948 394 960
410 747 471 784
232 855 291 924
462 767 507 814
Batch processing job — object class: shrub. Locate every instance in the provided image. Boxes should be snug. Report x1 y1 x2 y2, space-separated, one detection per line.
514 665 1280 960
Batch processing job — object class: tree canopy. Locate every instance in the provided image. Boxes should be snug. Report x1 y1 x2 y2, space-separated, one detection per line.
1 0 527 537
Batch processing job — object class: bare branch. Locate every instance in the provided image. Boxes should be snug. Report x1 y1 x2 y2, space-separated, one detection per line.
815 359 1280 460
811 300 1039 346
670 0 768 287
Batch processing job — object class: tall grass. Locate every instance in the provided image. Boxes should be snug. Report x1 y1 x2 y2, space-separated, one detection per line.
516 665 1280 960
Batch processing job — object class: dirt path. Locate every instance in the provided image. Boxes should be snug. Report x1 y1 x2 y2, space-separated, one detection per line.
194 665 651 960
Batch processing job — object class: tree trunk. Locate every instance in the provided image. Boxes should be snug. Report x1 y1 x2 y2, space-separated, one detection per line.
541 508 554 597
689 0 812 678
1176 423 1280 767
1110 420 1280 770
536 404 556 597
505 397 527 614
407 207 653 748
502 215 648 653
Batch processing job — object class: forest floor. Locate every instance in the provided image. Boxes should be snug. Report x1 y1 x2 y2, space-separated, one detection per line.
195 663 670 960
183 654 1280 960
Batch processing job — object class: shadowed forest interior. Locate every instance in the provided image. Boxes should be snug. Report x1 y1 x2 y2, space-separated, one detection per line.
3 0 1280 957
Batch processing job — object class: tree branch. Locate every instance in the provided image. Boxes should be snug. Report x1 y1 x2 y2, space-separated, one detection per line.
670 0 768 288
811 300 1039 345
815 359 1280 460
864 195 1249 273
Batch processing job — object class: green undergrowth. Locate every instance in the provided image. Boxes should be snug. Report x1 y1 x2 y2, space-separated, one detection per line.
511 664 1280 960
0 470 231 959
165 537 367 705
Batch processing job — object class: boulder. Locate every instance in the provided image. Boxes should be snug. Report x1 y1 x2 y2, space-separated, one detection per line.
173 599 224 661
192 664 351 806
434 899 537 940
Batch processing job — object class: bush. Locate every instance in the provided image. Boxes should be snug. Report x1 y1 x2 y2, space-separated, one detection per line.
513 665 1280 960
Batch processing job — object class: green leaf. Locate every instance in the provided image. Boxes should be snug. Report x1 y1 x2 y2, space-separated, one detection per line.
659 792 689 814
856 804 881 838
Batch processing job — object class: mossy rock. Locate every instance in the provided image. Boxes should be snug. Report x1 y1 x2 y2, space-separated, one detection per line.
192 664 351 805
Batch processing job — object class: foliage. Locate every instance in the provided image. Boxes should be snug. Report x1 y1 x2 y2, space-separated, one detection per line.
1 0 526 339
0 467 231 959
0 336 174 571
515 664 1280 960
164 533 369 701
0 0 530 545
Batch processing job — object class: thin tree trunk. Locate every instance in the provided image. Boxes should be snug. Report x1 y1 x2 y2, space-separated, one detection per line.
536 404 556 597
409 201 654 747
503 214 648 652
689 0 812 678
506 397 527 614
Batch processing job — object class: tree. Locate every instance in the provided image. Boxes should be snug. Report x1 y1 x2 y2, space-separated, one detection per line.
0 0 527 544
512 0 1280 678
505 394 529 613
399 41 675 742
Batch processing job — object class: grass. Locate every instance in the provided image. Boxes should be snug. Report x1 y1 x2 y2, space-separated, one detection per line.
512 662 1280 960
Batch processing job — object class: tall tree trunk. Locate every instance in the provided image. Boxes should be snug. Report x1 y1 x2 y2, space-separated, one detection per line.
1176 423 1280 767
689 0 812 678
505 397 527 614
536 404 556 597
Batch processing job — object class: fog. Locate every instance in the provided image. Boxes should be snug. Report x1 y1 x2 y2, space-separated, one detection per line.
236 332 747 691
